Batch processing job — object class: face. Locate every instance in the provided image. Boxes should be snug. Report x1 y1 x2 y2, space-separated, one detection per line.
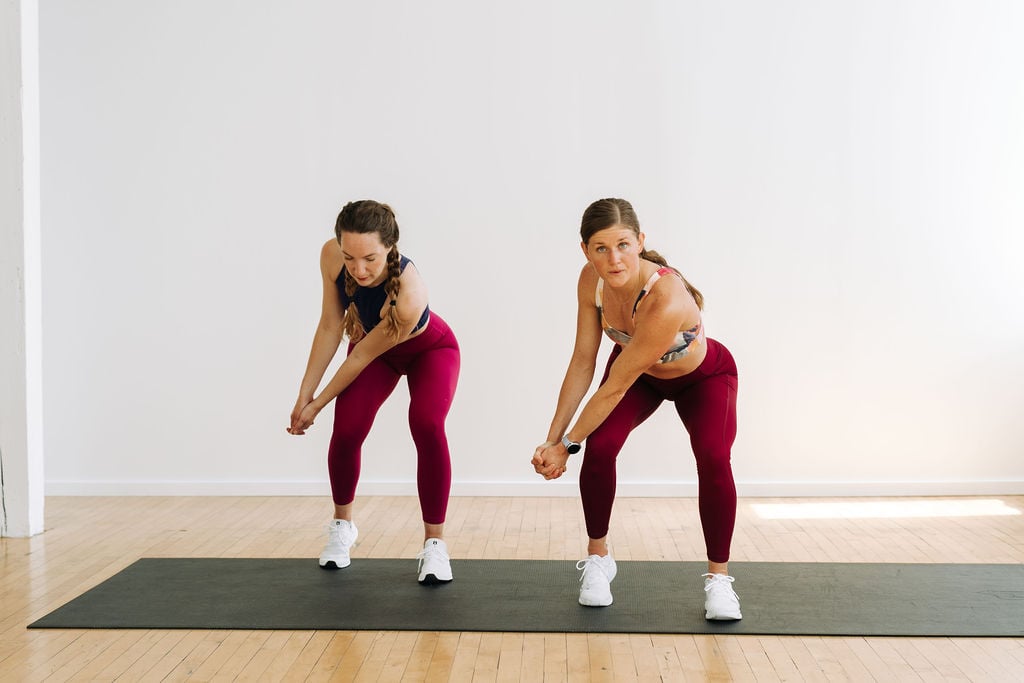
340 231 390 286
582 225 645 286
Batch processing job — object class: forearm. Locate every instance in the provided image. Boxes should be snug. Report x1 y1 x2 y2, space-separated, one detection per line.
565 383 628 443
545 360 596 442
311 346 374 409
298 325 344 401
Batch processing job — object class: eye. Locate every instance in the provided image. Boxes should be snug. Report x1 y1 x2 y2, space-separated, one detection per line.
596 246 607 253
618 242 630 250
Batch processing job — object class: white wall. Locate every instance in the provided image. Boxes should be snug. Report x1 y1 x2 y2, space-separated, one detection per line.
40 1 1024 497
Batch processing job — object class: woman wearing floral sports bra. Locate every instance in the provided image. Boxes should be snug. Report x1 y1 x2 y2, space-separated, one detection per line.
531 198 742 620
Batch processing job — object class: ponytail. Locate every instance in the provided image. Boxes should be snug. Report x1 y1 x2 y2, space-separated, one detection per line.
641 248 705 311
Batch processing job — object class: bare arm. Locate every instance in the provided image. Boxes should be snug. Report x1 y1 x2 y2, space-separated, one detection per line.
565 277 689 443
533 274 689 478
289 259 428 434
531 266 602 478
294 240 347 406
288 241 347 433
543 265 604 443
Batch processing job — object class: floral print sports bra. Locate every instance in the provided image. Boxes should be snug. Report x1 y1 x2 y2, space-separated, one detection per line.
596 267 704 364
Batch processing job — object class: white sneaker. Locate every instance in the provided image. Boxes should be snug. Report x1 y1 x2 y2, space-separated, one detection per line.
577 554 617 607
319 519 358 569
703 573 742 620
417 538 453 585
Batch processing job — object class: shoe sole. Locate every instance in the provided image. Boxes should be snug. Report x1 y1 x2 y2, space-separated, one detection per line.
578 596 613 607
418 574 453 585
319 559 351 570
705 611 742 620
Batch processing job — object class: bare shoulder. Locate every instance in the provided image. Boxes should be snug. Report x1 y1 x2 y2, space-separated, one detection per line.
577 262 599 304
399 257 426 284
398 256 429 305
643 270 696 321
319 238 344 279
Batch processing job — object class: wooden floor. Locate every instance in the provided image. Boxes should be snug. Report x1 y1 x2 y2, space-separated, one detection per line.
2 494 1023 681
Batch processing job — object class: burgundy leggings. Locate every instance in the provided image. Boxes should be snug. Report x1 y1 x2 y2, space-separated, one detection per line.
580 338 738 563
327 314 459 524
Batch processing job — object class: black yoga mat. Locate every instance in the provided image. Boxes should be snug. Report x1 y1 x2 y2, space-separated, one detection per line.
28 559 1024 636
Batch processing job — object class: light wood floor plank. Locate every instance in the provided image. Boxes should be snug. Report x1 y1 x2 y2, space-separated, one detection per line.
277 630 337 680
494 632 523 683
304 631 357 682
691 635 736 681
585 634 616 682
136 629 209 682
422 631 459 683
471 632 501 682
447 632 481 682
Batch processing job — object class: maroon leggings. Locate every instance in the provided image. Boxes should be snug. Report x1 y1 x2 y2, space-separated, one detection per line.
580 338 738 563
327 314 459 524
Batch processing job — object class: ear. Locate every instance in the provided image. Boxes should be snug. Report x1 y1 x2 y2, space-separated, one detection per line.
637 232 646 252
580 241 589 259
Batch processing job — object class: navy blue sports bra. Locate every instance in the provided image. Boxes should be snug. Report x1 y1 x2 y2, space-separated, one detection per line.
336 255 430 334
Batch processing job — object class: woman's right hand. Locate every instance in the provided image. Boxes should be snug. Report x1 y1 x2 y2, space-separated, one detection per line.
288 397 315 435
532 441 569 480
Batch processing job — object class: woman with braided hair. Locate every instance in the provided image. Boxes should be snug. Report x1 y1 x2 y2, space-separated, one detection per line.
289 200 460 585
532 198 742 619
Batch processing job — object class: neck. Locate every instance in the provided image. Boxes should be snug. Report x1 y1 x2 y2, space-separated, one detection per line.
604 267 647 305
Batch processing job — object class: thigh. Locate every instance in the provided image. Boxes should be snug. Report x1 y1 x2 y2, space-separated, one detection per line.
406 344 460 417
673 372 738 456
586 379 663 454
332 356 402 430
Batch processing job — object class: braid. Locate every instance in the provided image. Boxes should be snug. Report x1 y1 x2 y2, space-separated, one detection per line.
382 246 403 342
341 269 365 342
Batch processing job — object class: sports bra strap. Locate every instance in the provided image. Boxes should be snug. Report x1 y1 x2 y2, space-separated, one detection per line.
631 267 679 316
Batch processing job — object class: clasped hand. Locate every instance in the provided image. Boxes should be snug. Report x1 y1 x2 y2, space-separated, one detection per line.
287 399 322 435
532 441 569 480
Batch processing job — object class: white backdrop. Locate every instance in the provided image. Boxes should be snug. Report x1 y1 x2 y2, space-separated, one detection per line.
39 1 1024 497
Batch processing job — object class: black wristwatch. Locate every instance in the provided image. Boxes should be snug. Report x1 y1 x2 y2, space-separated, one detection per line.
561 435 582 454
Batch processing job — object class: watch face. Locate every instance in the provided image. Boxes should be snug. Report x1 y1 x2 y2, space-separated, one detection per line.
567 442 581 454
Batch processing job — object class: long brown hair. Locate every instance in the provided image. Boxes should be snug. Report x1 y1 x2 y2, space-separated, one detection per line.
580 198 704 310
335 200 404 342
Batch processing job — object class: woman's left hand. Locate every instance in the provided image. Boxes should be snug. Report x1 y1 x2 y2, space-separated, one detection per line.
288 401 322 435
532 442 570 480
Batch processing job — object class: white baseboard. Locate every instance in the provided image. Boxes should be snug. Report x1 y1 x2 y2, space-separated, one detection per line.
44 479 1024 497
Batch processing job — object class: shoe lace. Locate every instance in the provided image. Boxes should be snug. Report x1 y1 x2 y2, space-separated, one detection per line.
702 573 737 594
576 557 603 585
416 543 449 572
